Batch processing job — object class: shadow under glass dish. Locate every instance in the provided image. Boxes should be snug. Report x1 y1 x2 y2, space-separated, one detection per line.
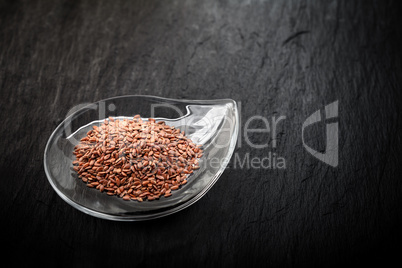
44 95 239 221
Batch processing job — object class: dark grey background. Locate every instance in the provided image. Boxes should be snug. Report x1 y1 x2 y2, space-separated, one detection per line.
1 0 401 266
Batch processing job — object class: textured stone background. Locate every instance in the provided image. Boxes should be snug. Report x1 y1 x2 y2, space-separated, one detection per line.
1 0 401 266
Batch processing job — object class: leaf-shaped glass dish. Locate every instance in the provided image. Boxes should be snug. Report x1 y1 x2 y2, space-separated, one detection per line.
44 95 239 221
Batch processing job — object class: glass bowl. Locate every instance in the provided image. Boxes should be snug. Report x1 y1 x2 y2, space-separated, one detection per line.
44 95 239 221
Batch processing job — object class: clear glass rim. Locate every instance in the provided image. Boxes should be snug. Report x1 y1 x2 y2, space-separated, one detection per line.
44 95 239 221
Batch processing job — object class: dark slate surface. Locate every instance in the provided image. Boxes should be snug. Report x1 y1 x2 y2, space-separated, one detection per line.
1 0 401 266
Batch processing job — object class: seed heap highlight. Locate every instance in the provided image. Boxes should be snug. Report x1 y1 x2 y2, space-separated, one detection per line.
73 115 202 201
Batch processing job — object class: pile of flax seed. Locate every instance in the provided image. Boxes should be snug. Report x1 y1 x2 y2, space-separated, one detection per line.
73 115 202 201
